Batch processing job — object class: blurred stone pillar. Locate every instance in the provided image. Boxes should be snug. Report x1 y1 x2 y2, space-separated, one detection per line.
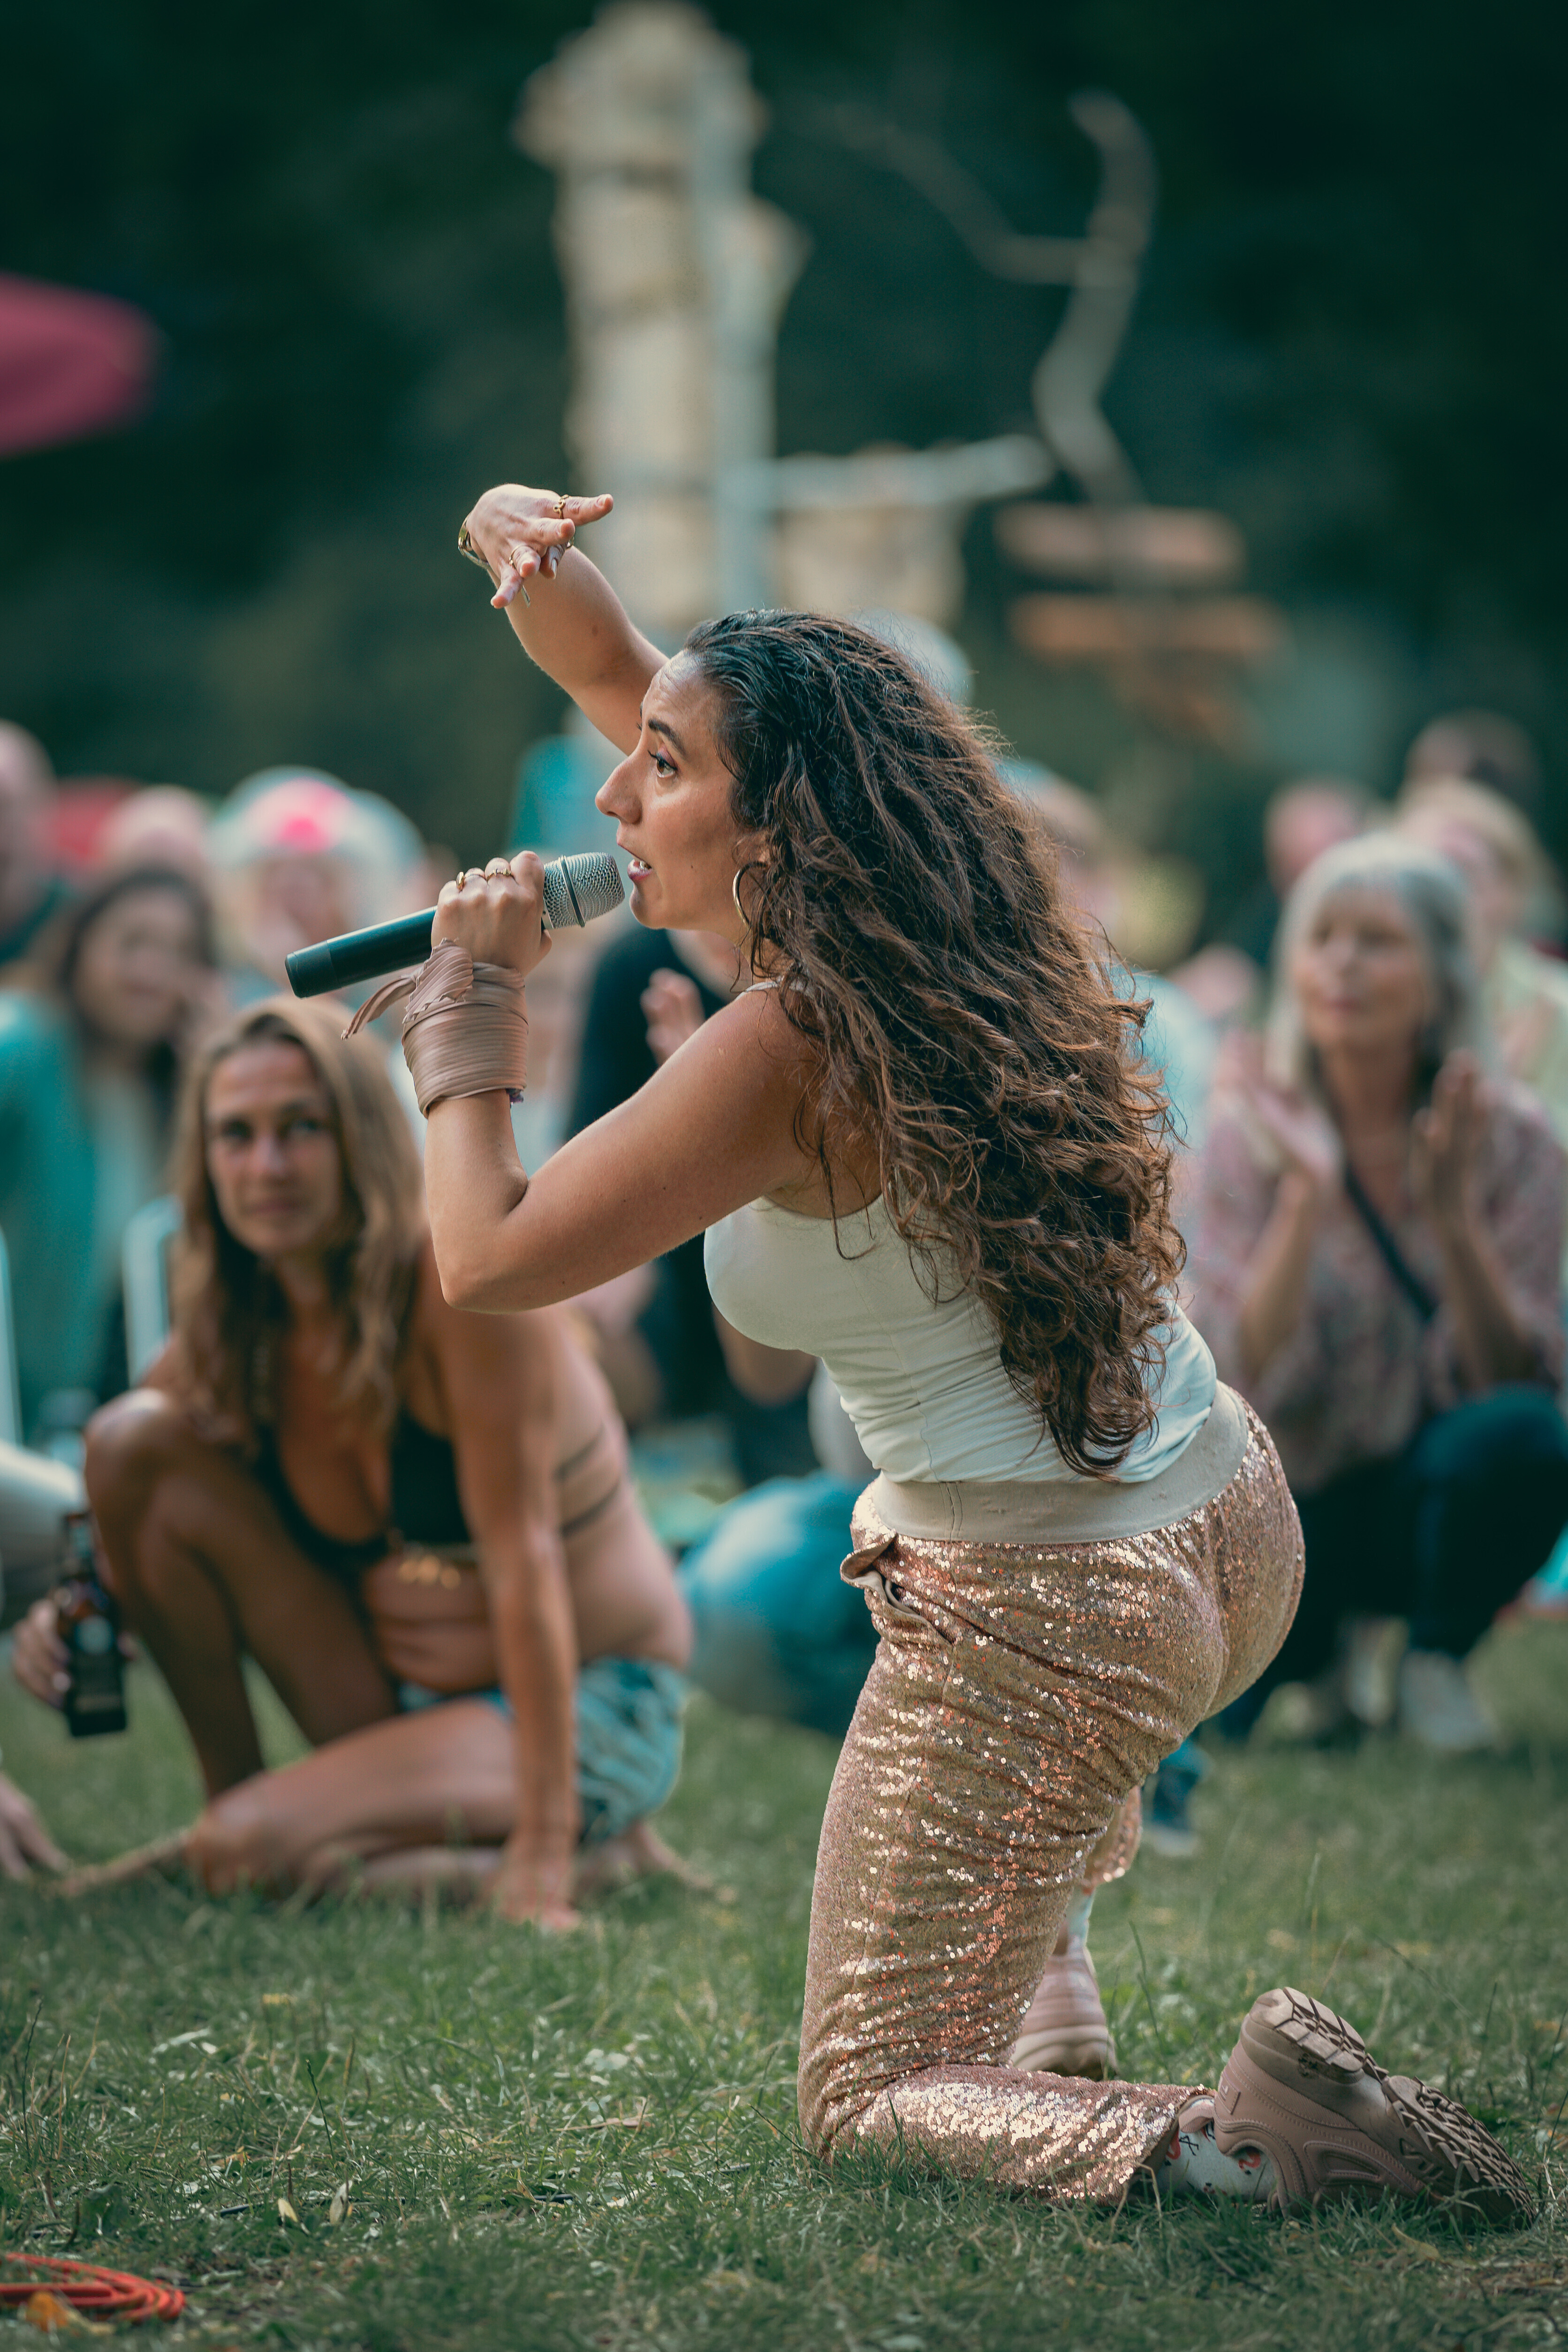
517 2 805 639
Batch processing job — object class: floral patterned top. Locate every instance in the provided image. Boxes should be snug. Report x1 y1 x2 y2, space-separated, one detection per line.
1184 1081 1566 1495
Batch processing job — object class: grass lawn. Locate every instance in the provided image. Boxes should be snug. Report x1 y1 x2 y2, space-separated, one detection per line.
2 1620 1567 2350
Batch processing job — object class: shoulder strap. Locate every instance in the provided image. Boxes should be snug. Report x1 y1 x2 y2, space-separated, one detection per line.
1341 1162 1440 1324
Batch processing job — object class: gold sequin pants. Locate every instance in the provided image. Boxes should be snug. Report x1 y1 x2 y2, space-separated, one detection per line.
797 1402 1302 2203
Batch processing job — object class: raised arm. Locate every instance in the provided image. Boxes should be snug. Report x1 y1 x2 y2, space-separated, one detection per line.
459 483 664 752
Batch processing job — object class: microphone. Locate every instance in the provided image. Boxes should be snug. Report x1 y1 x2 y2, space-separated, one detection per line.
284 850 625 998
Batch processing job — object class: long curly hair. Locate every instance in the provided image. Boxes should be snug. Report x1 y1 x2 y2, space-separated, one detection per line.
167 998 424 1450
684 610 1182 1475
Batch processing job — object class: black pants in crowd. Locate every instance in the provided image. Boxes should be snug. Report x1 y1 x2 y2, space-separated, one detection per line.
1229 1385 1568 1727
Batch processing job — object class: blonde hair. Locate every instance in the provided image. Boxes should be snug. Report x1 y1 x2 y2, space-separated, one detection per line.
1397 774 1543 895
167 998 424 1448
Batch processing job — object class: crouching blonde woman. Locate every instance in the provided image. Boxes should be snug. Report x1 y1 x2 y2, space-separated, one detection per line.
12 999 690 1923
391 477 1533 2221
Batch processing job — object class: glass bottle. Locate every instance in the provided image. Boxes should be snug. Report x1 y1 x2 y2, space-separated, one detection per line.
55 1511 127 1739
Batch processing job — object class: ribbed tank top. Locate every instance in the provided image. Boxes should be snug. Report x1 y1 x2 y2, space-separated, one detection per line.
704 1192 1215 1486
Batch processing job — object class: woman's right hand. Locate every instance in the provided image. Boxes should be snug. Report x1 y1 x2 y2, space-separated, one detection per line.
460 484 614 610
11 1597 68 1709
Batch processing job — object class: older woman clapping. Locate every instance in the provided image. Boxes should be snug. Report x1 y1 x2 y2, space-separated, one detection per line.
1188 834 1568 1748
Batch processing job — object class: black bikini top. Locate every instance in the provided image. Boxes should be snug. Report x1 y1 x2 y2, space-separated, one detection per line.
255 1409 469 1588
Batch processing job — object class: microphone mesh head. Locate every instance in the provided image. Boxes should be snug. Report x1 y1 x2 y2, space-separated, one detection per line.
542 851 625 930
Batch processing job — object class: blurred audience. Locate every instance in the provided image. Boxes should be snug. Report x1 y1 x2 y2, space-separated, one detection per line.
0 864 216 1445
1405 708 1542 827
1187 834 1568 1750
1178 777 1370 1028
209 767 426 997
1397 777 1568 1158
98 784 213 880
565 921 816 1485
0 722 66 971
1016 774 1217 1155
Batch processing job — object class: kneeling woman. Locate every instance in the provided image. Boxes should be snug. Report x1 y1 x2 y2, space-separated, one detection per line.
391 480 1536 2221
12 1001 689 1927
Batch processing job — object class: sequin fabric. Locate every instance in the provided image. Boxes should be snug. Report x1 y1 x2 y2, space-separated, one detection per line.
798 1400 1303 2203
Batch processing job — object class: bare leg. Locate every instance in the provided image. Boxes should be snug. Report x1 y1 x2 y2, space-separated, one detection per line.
185 1697 516 1891
84 1392 394 1797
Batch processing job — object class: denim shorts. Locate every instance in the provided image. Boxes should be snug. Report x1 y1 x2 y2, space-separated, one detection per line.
397 1655 687 1844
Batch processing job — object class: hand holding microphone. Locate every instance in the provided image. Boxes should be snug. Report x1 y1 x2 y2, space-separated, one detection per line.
435 853 559 983
285 849 624 998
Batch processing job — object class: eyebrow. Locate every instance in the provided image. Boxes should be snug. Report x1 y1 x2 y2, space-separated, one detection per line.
645 714 688 759
206 1097 325 1125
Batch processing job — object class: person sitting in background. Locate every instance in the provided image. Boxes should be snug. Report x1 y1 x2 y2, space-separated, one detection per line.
1175 777 1369 1029
1398 778 1568 1161
0 722 67 971
209 768 429 998
0 863 215 1446
1186 835 1568 1750
11 999 690 1921
1405 708 1543 829
565 920 817 1484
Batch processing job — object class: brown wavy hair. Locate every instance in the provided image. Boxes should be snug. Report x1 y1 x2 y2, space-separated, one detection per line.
684 610 1182 1475
167 998 424 1450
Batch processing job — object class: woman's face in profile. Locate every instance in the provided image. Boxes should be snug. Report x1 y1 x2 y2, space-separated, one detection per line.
1292 886 1432 1062
204 1041 345 1263
72 885 206 1050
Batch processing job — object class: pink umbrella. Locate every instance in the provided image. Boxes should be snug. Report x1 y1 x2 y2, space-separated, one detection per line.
0 271 156 457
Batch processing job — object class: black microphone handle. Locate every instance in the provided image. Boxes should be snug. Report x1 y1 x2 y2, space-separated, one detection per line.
284 851 624 998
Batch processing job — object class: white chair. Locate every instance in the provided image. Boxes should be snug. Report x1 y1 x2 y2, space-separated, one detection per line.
122 1195 183 1383
0 1227 20 1448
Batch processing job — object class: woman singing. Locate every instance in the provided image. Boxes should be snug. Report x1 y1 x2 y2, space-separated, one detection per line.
405 482 1533 2219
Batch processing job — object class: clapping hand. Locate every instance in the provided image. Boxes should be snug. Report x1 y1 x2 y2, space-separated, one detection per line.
1222 1032 1341 1203
1410 1051 1488 1237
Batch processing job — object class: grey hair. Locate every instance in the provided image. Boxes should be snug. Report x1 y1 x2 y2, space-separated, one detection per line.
1265 831 1492 1097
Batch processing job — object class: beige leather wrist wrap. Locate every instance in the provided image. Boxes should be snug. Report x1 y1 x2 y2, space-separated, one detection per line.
344 938 528 1115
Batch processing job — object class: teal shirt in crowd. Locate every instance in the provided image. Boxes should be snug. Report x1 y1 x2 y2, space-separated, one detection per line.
0 993 162 1440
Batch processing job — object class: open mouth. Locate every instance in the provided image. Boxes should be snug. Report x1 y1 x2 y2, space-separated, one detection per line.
627 858 653 881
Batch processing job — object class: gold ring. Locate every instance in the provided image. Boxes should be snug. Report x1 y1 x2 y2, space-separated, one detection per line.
554 493 566 520
484 858 511 879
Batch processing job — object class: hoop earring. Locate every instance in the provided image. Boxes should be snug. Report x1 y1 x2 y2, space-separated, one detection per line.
732 869 747 925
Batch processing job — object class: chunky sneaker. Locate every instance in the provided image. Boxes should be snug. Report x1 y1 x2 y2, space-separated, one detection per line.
1214 1986 1535 2225
1008 1944 1116 2079
1397 1649 1497 1753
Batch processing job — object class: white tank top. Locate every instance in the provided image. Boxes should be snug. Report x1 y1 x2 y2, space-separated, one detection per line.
704 1192 1216 1486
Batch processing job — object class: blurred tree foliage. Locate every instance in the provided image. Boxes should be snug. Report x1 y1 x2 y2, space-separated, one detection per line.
1 0 1564 902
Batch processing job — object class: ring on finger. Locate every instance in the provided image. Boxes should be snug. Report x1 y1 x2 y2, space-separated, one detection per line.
484 858 512 879
553 492 566 520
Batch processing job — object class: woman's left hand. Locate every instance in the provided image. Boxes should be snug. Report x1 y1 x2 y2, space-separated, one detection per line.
432 854 554 979
1410 1050 1489 1237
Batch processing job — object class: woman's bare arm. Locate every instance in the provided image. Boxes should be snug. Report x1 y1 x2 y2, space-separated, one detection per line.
424 986 816 1314
420 1263 582 1928
459 484 664 752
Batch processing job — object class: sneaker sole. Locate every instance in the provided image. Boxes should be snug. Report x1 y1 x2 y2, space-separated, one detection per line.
1008 2027 1117 2080
1216 1987 1535 2227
